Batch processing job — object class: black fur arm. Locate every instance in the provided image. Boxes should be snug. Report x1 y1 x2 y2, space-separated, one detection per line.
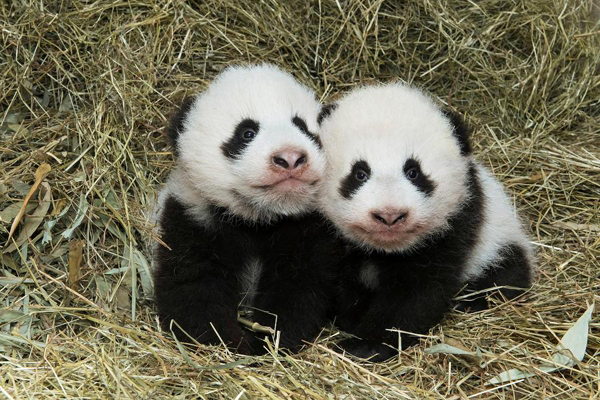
251 220 340 352
153 195 264 355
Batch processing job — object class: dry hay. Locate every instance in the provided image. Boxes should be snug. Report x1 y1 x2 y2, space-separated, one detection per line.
1 0 599 398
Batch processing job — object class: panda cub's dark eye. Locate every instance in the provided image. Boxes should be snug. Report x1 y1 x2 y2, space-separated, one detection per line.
405 167 419 180
355 170 368 182
242 129 256 140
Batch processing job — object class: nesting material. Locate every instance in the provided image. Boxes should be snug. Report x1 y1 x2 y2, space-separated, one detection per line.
1 1 598 398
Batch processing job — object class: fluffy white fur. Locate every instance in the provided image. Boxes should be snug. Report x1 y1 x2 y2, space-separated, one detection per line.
319 82 534 280
319 84 469 253
157 64 326 224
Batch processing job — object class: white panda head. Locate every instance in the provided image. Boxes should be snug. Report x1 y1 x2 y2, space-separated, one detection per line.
318 83 473 253
168 64 326 222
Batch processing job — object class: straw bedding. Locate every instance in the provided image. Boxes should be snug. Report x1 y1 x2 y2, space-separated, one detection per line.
1 0 598 398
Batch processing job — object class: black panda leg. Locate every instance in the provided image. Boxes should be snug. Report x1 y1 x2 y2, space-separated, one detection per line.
456 243 533 312
155 262 264 355
252 268 331 353
336 281 456 362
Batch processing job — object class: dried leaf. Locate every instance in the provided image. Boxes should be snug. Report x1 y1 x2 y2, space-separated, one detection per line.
68 239 85 289
91 213 126 242
5 182 52 252
0 309 26 324
10 181 32 195
132 247 153 297
41 202 71 245
61 196 89 239
487 304 595 385
59 93 73 112
0 277 34 286
0 202 36 224
5 163 51 244
115 286 131 312
425 340 485 368
552 303 595 365
94 276 110 299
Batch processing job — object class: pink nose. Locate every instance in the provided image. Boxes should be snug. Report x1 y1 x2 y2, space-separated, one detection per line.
272 150 307 170
371 210 408 226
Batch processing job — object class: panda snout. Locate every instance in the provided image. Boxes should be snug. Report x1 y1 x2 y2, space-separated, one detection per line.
272 150 307 170
371 210 409 226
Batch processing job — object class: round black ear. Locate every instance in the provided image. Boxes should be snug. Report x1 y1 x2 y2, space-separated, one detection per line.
443 110 472 156
165 96 195 157
317 103 338 125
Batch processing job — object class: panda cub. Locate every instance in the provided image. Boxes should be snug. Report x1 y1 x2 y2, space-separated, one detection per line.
318 83 535 362
153 64 337 355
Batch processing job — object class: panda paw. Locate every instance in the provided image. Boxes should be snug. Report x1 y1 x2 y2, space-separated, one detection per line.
337 338 396 362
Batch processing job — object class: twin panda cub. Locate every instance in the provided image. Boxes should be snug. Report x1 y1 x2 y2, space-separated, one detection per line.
153 64 534 361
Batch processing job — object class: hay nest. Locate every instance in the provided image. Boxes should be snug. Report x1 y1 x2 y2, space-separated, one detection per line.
1 0 598 398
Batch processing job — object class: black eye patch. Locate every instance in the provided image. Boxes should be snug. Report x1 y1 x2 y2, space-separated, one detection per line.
403 158 435 196
221 119 260 159
339 160 371 199
292 116 322 149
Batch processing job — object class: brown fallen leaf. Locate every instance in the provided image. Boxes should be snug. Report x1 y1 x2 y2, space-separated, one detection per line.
5 162 51 245
115 286 131 312
68 239 85 289
4 182 52 252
